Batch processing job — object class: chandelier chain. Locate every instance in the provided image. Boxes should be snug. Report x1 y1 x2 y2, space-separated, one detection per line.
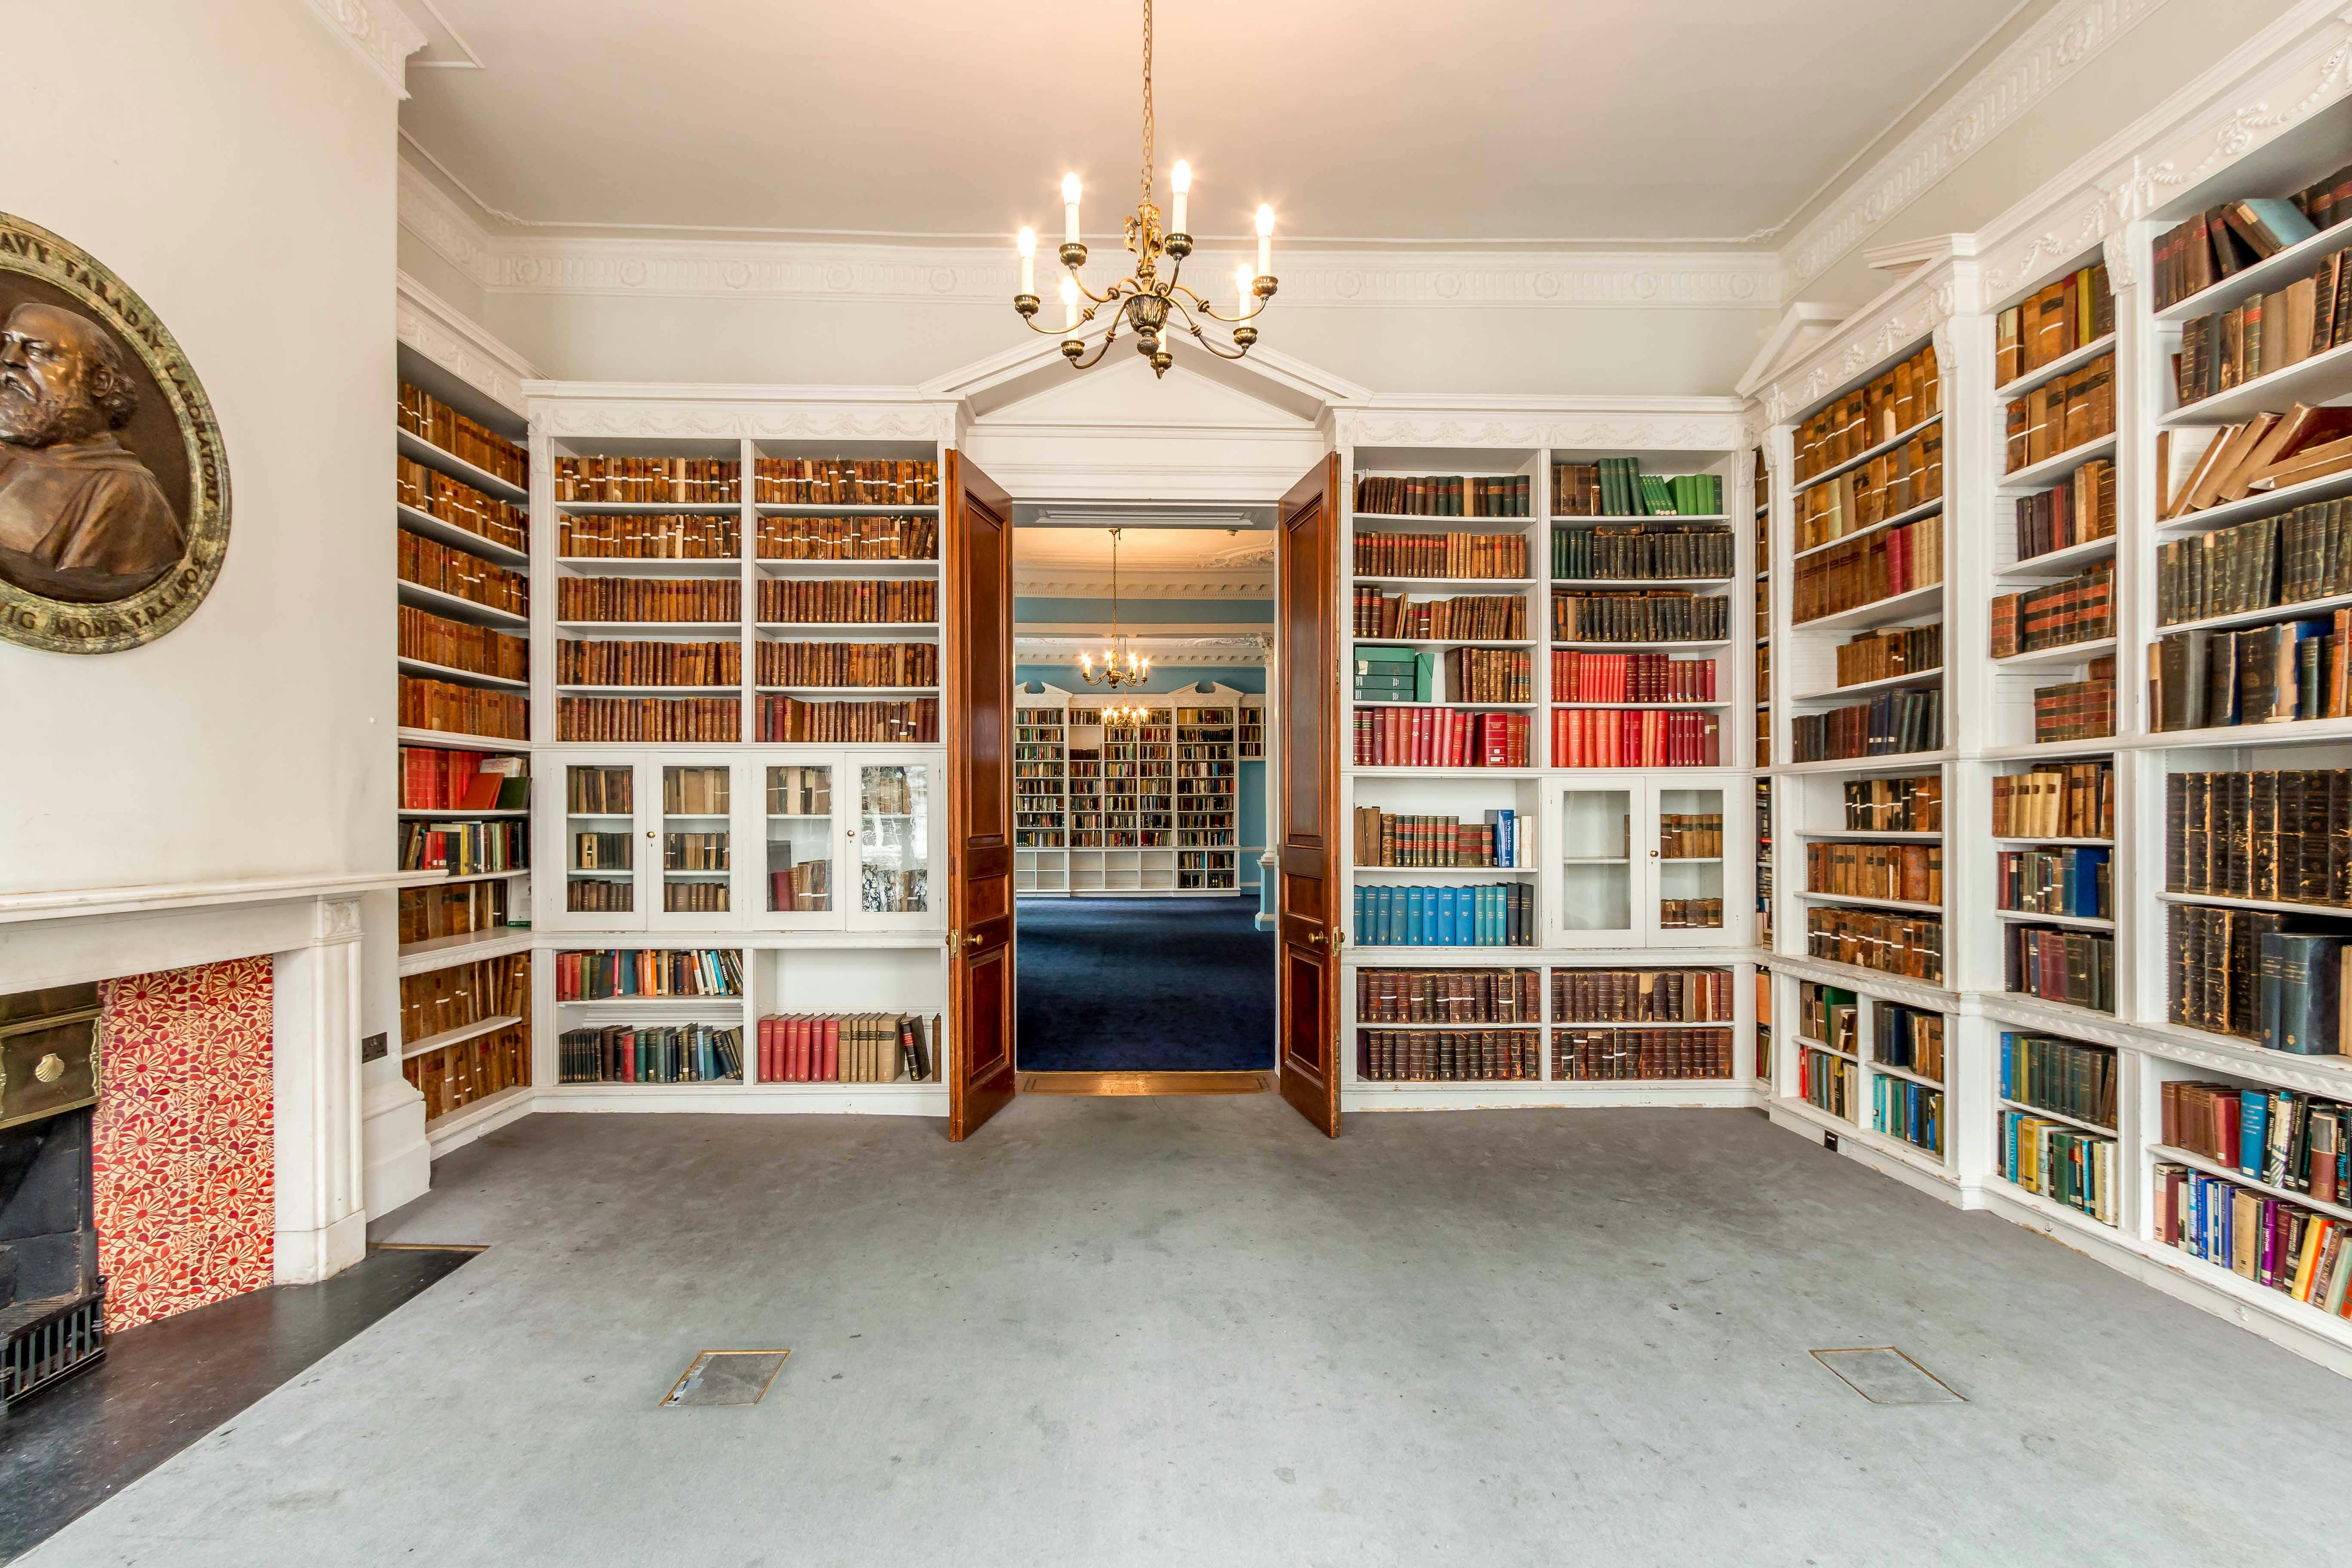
1139 0 1154 209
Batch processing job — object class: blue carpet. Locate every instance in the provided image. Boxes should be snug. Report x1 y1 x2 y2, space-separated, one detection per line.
1016 896 1275 1071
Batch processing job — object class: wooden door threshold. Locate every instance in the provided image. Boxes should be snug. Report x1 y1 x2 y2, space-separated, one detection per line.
1019 1071 1272 1096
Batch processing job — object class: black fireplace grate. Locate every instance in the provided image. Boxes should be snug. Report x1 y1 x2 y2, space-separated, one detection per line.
3 1281 105 1406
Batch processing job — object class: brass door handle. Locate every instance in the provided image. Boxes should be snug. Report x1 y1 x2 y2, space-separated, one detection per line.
963 932 984 949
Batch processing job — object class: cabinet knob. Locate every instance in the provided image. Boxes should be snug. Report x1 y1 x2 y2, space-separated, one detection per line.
646 830 656 839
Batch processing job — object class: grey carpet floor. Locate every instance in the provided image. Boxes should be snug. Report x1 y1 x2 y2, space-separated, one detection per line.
23 1099 2352 1567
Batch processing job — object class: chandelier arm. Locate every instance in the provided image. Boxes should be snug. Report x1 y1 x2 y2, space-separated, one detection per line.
1180 321 1255 361
1066 324 1122 371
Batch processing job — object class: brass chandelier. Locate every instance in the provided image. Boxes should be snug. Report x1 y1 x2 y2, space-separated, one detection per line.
1078 528 1151 691
1012 0 1277 377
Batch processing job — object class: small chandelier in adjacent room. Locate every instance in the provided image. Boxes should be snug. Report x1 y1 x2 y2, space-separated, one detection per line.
1011 0 1277 377
1078 528 1151 690
1100 698 1152 728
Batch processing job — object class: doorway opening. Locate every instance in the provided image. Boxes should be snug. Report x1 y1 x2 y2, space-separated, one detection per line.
1006 511 1278 1083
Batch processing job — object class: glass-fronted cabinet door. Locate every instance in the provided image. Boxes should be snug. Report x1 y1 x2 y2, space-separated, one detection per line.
847 755 940 931
764 760 844 931
646 760 743 930
545 753 648 931
1556 784 1636 946
1650 782 1730 947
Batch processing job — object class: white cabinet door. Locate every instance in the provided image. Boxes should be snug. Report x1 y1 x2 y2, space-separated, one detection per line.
1646 775 1740 948
845 753 943 932
648 758 746 931
1554 783 1638 946
758 756 848 931
544 752 650 931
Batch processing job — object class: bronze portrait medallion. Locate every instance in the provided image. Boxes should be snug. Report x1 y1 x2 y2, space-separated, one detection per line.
0 211 228 653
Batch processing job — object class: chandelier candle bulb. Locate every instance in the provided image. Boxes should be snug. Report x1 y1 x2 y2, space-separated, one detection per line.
1018 227 1036 297
1061 277 1079 331
1063 174 1081 245
1170 159 1190 235
1235 263 1255 320
1256 205 1274 280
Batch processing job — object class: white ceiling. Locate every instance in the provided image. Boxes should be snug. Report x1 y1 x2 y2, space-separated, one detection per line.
1014 525 1271 573
395 0 2029 246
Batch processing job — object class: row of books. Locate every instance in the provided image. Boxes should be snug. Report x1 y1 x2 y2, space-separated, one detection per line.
1992 761 2113 840
400 384 527 487
1659 898 1724 930
1806 907 1944 983
1792 343 1940 484
2150 613 2352 732
1800 1046 1862 1120
557 639 739 688
1791 511 1942 623
2004 925 2116 1014
1553 968 1734 1023
1555 1030 1733 1081
1874 1004 1945 1081
769 861 830 912
1354 531 1529 580
2174 251 2352 407
2004 1113 2116 1223
1357 1030 1538 1082
1832 624 1941 689
404 1020 528 1123
1793 429 1942 552
1550 523 1732 581
2166 769 2352 906
557 1024 744 1085
1791 689 1942 762
1997 846 2111 919
555 947 743 998
2167 904 2287 1044
2156 497 2352 625
401 818 525 876
2159 407 2352 520
1552 464 1723 520
1659 811 1725 858
402 752 527 818
2151 191 2350 312
1351 708 1533 768
756 515 937 561
663 882 730 913
2161 1082 2350 1199
1354 474 1531 517
557 512 738 560
557 577 738 623
2156 1163 2352 1314
400 676 527 742
754 458 939 506
1990 564 2112 658
1351 590 1526 641
554 456 740 503
555 696 738 743
1356 968 1541 1025
398 953 527 1047
756 696 940 743
2033 662 2117 745
1874 1078 1945 1155
1804 842 1942 904
398 456 526 552
2001 350 2115 473
566 879 634 913
757 641 938 689
1993 263 2114 385
1799 981 1857 1055
761 578 937 624
1551 589 1728 644
1844 773 1943 833
396 879 508 945
2013 457 2116 563
1550 709 1722 767
1354 643 1436 707
1551 650 1716 703
399 606 526 681
755 1013 937 1083
1351 808 1523 868
2000 1032 2118 1129
400 531 527 616
1352 884 1536 948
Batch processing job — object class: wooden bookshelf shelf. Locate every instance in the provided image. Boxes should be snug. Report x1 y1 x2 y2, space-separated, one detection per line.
1790 497 1945 562
1995 534 2116 577
2161 336 2352 427
1793 582 1943 633
1998 434 2119 494
1991 332 2119 401
397 579 528 630
1990 636 2118 670
398 427 529 504
403 1013 525 1060
1790 413 1942 497
1788 667 1944 702
398 501 529 567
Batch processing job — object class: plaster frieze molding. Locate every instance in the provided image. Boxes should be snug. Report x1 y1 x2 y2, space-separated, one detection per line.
396 272 542 418
1016 634 1271 665
1974 192 2115 303
398 159 502 285
1015 574 1275 597
299 0 427 98
1755 273 1956 426
532 397 956 443
1780 0 2169 288
1332 410 1744 451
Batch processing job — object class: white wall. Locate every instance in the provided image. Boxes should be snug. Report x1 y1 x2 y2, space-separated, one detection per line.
2 3 402 1041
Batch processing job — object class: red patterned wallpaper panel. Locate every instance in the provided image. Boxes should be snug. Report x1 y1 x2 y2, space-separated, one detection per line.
92 957 276 1329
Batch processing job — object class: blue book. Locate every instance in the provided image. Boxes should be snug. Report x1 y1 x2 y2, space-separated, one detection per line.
1375 886 1393 946
1998 1032 2015 1099
2240 1093 2268 1177
1471 885 1488 946
2071 849 2109 918
1353 886 1365 945
1456 887 1475 946
1434 887 1454 947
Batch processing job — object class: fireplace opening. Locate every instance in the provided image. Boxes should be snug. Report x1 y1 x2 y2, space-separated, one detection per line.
1 983 106 1404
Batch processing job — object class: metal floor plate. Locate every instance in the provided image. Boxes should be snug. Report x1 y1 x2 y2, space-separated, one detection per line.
1810 1347 1964 1404
661 1350 790 1407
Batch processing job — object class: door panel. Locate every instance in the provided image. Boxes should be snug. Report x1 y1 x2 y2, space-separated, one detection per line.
1277 455 1343 1136
946 451 1017 1139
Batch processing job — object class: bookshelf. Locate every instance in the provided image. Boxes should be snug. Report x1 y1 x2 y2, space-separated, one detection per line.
1336 435 1760 1108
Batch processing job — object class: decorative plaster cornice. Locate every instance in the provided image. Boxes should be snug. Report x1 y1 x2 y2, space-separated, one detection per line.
396 272 542 418
1016 634 1271 665
1750 267 1964 426
1014 571 1275 597
1780 0 2168 288
531 394 956 443
299 0 427 98
1332 404 1744 452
